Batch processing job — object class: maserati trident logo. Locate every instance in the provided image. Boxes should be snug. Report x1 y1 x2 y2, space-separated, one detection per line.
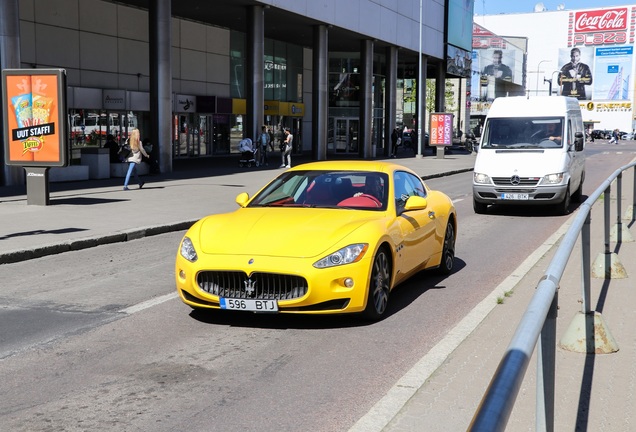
244 278 257 297
510 175 521 186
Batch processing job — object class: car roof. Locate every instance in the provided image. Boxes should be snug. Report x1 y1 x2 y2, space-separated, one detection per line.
288 160 416 176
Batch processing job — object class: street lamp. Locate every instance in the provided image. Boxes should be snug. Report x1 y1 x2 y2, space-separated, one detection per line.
417 0 423 157
536 60 550 95
543 71 562 96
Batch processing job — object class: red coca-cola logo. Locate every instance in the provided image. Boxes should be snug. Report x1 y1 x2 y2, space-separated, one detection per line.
575 8 627 32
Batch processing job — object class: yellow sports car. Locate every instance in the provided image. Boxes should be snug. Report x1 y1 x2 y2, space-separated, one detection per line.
175 160 457 320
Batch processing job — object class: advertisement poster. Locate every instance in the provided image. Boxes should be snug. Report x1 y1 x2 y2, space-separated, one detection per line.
429 113 454 146
594 46 633 100
2 69 67 167
557 46 595 100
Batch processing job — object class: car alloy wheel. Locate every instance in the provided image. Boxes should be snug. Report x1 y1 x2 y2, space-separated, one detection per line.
363 248 391 320
438 222 455 275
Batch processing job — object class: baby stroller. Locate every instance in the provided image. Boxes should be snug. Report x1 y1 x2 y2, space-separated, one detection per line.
238 138 260 167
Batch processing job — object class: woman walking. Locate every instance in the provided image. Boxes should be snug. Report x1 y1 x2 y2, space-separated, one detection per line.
123 128 149 190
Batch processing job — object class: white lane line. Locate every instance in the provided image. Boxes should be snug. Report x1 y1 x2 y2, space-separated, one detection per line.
348 216 573 432
119 292 178 314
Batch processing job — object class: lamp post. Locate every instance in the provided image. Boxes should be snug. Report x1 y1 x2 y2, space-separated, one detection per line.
417 0 423 157
536 60 550 95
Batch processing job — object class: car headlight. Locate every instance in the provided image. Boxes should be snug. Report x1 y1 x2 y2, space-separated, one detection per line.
541 173 565 185
180 236 198 262
473 172 491 184
313 244 368 268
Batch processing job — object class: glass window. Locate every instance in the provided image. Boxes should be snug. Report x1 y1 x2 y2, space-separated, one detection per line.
394 171 427 212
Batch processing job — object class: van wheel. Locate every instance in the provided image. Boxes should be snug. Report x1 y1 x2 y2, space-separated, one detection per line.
572 174 584 203
556 188 571 215
473 199 488 214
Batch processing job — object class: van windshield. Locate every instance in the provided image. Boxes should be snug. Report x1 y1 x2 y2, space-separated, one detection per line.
482 117 564 149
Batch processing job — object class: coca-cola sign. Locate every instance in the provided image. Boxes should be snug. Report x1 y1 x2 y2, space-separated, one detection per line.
575 8 627 33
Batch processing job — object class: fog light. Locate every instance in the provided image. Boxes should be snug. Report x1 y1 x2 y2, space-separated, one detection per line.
344 278 354 288
179 269 186 279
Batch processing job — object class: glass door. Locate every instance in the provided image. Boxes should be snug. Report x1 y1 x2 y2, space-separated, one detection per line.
331 118 359 154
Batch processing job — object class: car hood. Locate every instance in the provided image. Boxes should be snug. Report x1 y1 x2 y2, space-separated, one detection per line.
197 208 380 258
474 149 570 177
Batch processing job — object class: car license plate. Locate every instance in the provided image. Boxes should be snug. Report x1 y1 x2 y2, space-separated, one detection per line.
501 193 529 200
220 298 278 312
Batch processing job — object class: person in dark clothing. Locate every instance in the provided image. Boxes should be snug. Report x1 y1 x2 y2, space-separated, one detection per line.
104 134 120 163
390 128 399 157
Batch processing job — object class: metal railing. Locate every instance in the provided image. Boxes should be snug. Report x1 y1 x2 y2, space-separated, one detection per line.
468 161 636 431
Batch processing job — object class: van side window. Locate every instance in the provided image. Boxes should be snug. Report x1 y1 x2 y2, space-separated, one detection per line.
568 120 573 147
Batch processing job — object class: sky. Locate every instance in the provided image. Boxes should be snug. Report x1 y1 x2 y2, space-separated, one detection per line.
475 0 636 15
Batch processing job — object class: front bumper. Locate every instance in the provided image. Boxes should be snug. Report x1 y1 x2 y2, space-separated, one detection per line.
175 252 374 314
473 183 568 205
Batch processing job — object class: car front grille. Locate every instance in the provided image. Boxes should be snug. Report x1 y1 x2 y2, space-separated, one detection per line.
492 177 539 186
197 271 308 300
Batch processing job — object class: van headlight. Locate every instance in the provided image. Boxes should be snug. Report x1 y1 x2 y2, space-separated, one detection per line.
473 172 491 184
541 173 565 185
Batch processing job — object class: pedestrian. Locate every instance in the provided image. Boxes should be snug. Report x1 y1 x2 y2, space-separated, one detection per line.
257 125 271 166
609 129 618 144
103 134 120 163
280 127 293 168
267 127 275 152
123 128 149 190
390 127 399 158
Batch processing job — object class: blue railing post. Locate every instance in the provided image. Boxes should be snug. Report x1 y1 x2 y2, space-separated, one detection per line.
582 211 592 313
537 290 557 432
603 186 611 278
616 173 623 243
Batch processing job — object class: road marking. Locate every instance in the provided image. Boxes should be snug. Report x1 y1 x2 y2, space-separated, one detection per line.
348 216 573 432
119 292 178 314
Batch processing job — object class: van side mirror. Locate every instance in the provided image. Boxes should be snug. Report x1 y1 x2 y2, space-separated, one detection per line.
574 131 584 151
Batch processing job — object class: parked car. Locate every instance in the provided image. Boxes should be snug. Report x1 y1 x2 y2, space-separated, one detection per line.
175 160 457 321
619 131 633 140
591 129 611 140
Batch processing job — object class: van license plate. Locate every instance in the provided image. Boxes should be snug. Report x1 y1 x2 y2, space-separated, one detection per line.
501 193 529 200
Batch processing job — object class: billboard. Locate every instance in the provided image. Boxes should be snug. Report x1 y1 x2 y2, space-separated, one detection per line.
448 0 476 52
429 113 454 146
2 69 68 167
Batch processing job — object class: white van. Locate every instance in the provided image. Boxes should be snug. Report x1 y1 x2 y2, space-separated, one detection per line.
472 96 586 215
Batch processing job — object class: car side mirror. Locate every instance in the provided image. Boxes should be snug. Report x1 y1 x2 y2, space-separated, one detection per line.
574 131 584 151
235 192 250 207
403 196 428 212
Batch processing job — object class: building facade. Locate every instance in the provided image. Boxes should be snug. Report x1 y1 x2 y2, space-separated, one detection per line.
476 5 636 133
1 0 476 186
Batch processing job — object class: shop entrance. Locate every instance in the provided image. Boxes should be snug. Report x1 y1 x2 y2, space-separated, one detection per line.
330 118 359 154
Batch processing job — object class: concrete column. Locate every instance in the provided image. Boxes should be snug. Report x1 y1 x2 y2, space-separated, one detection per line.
246 6 265 143
416 55 428 157
384 46 398 157
360 39 374 159
312 25 328 161
435 61 446 112
149 0 172 173
0 0 23 186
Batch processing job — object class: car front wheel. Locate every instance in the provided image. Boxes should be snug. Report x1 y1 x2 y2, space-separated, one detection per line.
362 248 391 321
437 221 456 275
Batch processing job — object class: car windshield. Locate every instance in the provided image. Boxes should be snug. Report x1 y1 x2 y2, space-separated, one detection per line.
248 170 389 210
482 117 564 149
